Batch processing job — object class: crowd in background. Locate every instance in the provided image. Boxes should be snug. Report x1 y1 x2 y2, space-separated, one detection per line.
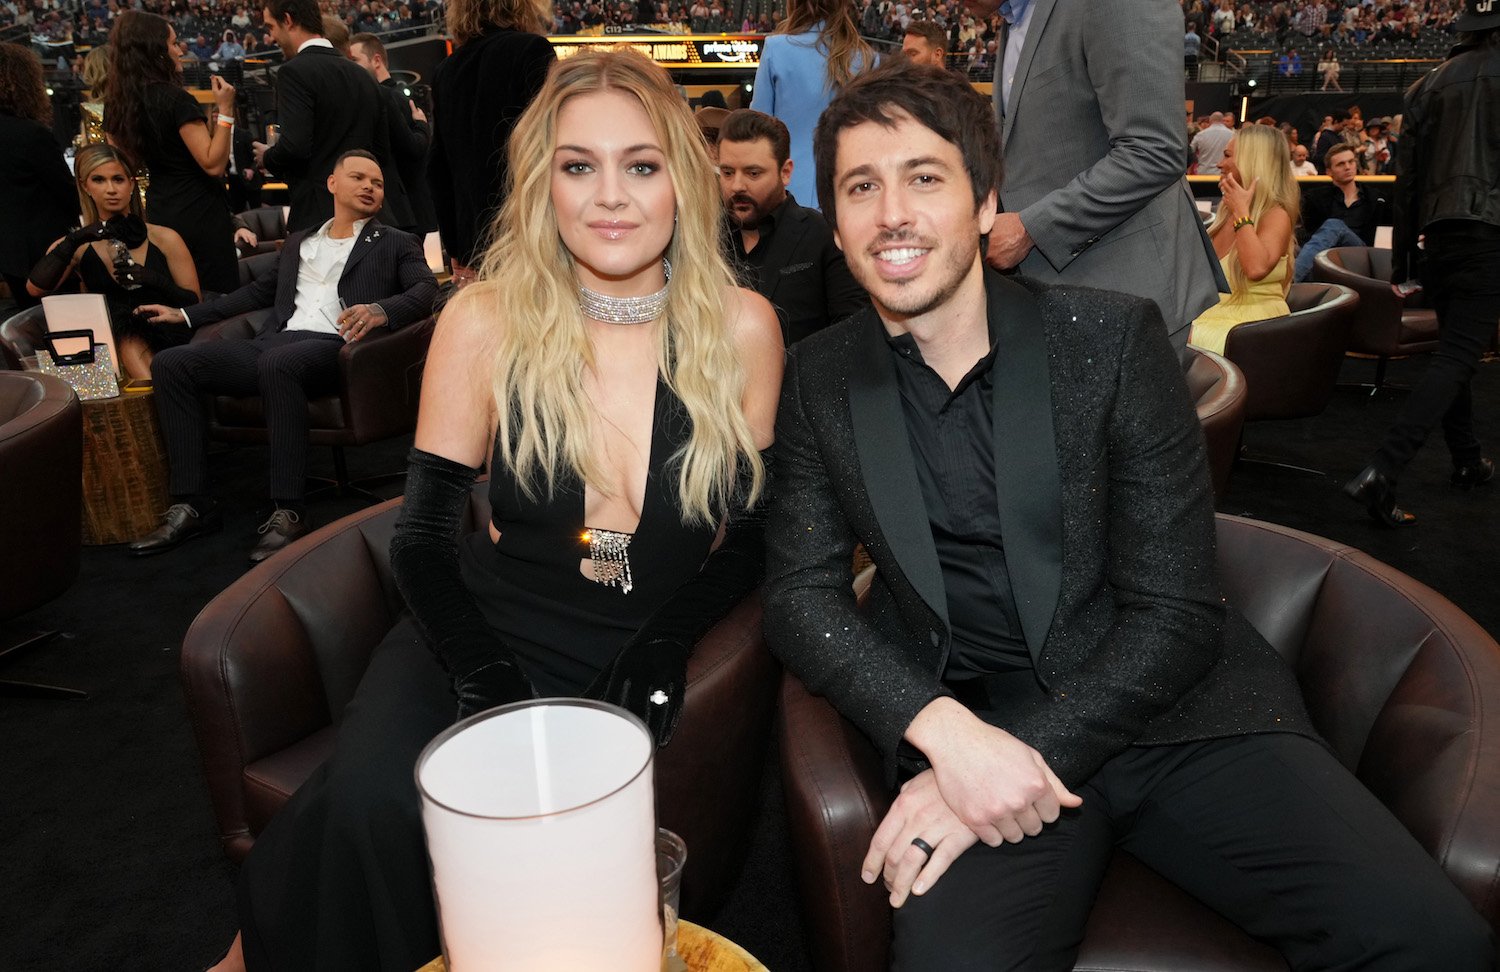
1190 105 1400 176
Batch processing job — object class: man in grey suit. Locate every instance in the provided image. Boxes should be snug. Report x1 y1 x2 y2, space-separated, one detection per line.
979 0 1222 347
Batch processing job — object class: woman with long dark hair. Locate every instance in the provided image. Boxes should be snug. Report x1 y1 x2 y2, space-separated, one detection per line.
103 10 240 295
750 0 872 208
0 42 76 310
426 0 556 283
26 143 200 378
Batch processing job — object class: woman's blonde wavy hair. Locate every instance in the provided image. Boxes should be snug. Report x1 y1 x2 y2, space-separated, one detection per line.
777 0 872 89
469 48 763 526
1207 124 1300 299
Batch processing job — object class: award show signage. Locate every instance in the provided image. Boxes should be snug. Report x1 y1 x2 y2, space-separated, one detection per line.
549 33 763 69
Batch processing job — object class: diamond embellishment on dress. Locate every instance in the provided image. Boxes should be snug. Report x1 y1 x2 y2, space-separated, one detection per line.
649 690 669 706
582 528 634 594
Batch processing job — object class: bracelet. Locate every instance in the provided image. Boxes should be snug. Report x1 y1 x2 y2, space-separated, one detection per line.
216 115 235 127
1232 215 1255 231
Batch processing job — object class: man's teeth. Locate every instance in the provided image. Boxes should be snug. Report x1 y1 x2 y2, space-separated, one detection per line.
878 247 928 265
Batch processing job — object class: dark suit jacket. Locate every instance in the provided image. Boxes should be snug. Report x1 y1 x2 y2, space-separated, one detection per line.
184 219 437 333
0 112 76 279
428 28 555 268
764 270 1313 786
262 45 388 233
726 193 868 346
378 76 437 234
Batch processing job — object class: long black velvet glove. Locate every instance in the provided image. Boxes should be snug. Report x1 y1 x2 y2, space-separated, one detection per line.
112 250 198 306
27 219 118 291
585 448 773 746
390 447 537 720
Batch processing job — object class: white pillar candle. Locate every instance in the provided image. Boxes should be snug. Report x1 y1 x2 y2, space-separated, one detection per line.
416 700 661 972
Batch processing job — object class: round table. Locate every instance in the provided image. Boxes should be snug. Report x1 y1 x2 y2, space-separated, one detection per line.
79 388 170 544
416 920 768 972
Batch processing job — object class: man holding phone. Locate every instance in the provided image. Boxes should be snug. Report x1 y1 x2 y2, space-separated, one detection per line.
131 151 437 562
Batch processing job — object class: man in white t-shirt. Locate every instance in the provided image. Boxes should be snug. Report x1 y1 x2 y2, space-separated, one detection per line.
1290 143 1318 176
1192 111 1234 174
129 152 438 562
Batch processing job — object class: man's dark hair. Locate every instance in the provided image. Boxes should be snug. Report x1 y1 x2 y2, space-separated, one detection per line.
262 0 322 35
813 59 1000 225
336 148 381 171
350 31 385 60
903 19 947 53
718 109 792 168
1323 142 1358 168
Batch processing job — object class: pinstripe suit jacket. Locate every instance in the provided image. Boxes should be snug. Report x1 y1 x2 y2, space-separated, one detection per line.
184 220 438 334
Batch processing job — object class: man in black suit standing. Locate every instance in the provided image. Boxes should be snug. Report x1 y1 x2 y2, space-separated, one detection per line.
251 0 385 233
350 31 438 236
764 62 1491 970
130 152 438 562
716 109 866 346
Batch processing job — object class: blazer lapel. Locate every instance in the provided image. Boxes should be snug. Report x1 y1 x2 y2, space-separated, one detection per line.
1003 0 1059 143
341 220 384 277
986 272 1061 658
846 309 950 632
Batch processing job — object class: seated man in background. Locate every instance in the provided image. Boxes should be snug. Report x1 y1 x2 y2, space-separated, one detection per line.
131 151 438 562
717 109 867 345
1294 142 1385 281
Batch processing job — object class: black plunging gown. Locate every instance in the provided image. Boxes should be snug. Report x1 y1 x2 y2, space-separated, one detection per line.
238 378 719 972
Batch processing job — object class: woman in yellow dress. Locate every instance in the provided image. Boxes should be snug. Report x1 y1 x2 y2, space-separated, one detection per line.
1189 124 1299 354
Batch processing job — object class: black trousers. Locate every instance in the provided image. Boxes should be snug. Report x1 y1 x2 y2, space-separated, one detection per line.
891 733 1493 971
1372 222 1500 480
151 329 345 502
240 616 453 972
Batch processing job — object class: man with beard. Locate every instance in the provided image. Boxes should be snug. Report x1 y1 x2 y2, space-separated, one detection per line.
129 152 437 562
717 109 867 345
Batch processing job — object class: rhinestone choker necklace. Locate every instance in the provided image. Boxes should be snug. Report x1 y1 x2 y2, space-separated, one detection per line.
578 259 672 325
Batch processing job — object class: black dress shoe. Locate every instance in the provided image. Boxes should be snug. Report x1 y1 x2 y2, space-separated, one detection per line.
1342 466 1416 527
129 502 223 556
248 508 309 563
1451 458 1495 489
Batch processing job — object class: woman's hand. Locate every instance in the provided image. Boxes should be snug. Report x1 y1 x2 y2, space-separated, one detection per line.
1219 173 1259 223
211 75 236 115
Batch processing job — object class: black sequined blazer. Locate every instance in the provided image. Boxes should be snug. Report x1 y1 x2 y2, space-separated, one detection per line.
763 269 1314 787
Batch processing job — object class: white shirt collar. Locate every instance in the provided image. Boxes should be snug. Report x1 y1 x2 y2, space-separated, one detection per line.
297 37 334 53
313 217 373 242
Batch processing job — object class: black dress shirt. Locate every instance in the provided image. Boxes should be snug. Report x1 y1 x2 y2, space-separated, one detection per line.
1300 181 1384 245
887 322 1031 681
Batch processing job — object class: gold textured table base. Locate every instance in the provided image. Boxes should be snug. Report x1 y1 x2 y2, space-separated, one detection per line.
416 920 768 972
80 389 170 545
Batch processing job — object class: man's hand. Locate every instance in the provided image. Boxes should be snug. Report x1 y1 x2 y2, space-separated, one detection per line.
907 697 1081 846
409 99 427 124
233 226 259 251
862 769 979 908
984 212 1034 270
450 260 477 288
251 140 268 170
337 303 388 342
134 304 186 325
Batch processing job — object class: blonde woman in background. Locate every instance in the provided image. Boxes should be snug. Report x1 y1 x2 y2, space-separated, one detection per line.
205 49 782 972
1189 124 1299 354
750 0 872 208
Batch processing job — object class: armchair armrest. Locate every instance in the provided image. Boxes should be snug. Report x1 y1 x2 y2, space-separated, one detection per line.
336 317 435 443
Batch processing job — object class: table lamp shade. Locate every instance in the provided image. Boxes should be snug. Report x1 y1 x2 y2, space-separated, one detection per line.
416 699 662 972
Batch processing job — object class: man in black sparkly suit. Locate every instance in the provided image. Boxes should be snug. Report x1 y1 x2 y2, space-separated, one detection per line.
762 61 1493 971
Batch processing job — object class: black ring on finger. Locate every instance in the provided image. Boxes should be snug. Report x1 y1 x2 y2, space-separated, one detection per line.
910 837 935 862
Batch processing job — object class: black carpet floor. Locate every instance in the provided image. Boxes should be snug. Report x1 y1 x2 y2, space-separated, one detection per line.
2 352 1497 972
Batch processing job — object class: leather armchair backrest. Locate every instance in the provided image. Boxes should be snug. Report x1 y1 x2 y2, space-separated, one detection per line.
1223 282 1358 421
1183 347 1246 499
0 305 47 359
0 371 82 618
238 206 288 243
1313 247 1402 354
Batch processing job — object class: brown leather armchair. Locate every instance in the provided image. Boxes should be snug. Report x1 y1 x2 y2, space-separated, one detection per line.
193 311 434 498
1183 346 1246 500
0 371 84 698
1311 247 1439 392
234 206 289 256
780 514 1500 972
1223 283 1359 422
180 484 779 917
0 304 45 359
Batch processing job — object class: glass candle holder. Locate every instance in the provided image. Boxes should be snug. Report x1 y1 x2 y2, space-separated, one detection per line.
415 699 661 972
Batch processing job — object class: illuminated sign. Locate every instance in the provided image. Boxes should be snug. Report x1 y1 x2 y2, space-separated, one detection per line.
549 34 764 69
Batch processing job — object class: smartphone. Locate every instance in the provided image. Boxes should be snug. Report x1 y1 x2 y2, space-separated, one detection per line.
1394 281 1422 298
